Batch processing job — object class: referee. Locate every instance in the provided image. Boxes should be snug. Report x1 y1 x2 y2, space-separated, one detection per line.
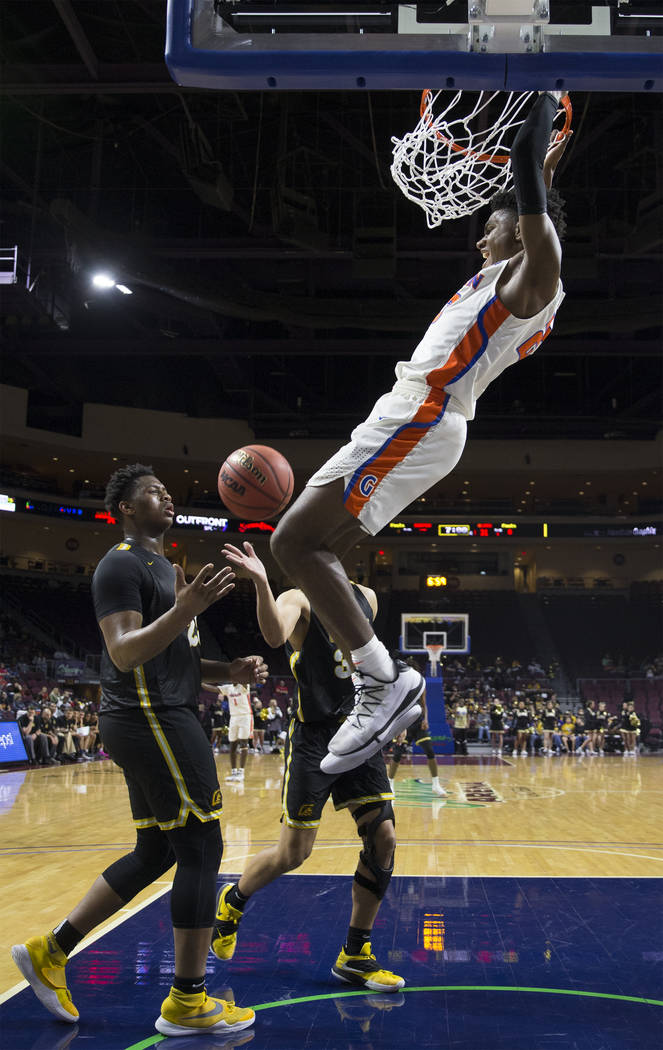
12 464 267 1039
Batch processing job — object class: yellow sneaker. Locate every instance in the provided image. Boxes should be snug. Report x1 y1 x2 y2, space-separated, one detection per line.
331 942 405 992
155 987 255 1037
211 883 243 961
11 934 79 1022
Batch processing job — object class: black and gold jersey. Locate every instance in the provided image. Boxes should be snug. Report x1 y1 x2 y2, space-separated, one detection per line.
92 542 201 714
285 584 373 724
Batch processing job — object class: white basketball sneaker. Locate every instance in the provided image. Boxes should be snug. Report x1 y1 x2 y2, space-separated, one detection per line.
320 661 424 774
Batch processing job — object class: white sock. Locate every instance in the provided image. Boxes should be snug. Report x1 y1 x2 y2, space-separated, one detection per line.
432 776 441 789
351 636 394 680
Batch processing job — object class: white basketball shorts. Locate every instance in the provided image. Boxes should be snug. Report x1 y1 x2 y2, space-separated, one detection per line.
308 379 467 535
228 713 253 742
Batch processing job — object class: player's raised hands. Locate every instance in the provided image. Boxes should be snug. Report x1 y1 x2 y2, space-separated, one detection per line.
222 541 267 582
228 654 269 686
174 562 235 618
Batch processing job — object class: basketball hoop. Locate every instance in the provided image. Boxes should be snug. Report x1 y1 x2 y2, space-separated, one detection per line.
391 90 572 227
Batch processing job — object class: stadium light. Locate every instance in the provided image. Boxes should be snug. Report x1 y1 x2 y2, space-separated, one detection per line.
92 273 116 289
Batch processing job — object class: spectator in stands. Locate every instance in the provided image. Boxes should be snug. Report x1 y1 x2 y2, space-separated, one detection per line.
84 710 106 758
541 699 558 756
452 701 469 756
573 709 589 757
583 700 598 756
622 701 641 758
33 707 59 764
251 697 266 753
58 705 89 761
594 701 608 756
0 697 14 721
264 698 284 753
53 705 80 763
17 706 45 765
208 690 228 754
273 679 291 710
527 657 545 677
559 712 576 754
489 700 505 756
512 700 531 757
476 704 490 744
49 685 64 710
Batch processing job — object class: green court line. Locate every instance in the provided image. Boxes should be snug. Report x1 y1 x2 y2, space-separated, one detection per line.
124 984 663 1050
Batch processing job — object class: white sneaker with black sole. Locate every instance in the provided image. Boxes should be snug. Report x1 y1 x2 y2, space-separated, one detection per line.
320 660 424 775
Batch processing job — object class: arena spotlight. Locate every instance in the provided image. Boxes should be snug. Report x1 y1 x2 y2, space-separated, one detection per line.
92 272 116 289
115 284 133 295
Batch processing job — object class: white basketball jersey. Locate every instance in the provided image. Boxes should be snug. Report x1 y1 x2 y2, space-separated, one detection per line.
225 684 251 716
395 260 565 420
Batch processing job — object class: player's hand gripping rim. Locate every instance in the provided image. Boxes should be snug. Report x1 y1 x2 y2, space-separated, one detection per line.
174 562 235 618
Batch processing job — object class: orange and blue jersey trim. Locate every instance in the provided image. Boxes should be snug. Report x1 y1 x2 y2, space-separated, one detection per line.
425 294 510 389
343 388 450 518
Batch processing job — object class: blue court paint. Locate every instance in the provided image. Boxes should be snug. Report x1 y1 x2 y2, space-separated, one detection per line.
2 877 661 1049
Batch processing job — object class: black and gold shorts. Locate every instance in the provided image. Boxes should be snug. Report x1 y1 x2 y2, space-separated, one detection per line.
100 705 222 831
281 718 393 830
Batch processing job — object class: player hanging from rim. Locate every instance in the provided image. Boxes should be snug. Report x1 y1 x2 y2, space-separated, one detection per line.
269 91 572 775
387 665 446 797
11 464 268 1040
212 540 404 993
489 698 505 756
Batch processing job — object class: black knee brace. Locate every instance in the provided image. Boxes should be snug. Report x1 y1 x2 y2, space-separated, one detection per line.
353 801 395 901
167 817 223 929
102 826 175 903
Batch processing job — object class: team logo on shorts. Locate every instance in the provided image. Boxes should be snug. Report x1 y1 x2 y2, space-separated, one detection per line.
358 474 378 498
211 789 222 808
297 803 314 818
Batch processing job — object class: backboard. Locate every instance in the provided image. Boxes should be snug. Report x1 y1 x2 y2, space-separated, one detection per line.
401 612 470 676
166 1 663 92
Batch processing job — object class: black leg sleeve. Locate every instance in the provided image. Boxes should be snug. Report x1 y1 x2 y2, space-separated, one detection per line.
167 817 223 929
511 92 558 216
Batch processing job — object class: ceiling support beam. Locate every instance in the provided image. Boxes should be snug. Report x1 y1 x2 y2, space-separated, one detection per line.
52 0 99 81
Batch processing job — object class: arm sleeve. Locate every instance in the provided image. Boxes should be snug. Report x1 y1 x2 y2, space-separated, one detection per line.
510 92 558 215
92 551 145 622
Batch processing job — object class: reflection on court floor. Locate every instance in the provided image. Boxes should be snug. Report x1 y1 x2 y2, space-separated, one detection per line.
2 875 661 1050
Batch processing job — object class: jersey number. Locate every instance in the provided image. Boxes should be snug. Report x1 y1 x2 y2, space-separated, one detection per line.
333 649 352 680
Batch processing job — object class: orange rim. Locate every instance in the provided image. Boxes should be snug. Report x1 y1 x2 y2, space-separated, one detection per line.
419 90 572 166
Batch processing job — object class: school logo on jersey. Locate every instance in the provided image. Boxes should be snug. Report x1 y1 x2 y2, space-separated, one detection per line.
297 803 314 818
358 474 378 498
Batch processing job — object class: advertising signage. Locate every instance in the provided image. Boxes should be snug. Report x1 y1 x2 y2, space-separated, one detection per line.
1 494 659 540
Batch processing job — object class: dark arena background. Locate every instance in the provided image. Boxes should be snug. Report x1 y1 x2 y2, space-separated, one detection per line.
0 3 662 1049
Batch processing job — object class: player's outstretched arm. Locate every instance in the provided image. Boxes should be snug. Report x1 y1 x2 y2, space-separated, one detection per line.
502 91 571 317
223 541 305 648
202 655 269 686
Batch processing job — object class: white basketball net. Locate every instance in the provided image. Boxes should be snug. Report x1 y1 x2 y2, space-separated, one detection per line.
391 89 534 227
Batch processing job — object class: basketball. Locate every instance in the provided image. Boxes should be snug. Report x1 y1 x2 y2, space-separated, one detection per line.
217 444 294 520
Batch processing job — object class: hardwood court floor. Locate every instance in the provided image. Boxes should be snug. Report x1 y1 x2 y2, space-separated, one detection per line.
1 750 662 994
